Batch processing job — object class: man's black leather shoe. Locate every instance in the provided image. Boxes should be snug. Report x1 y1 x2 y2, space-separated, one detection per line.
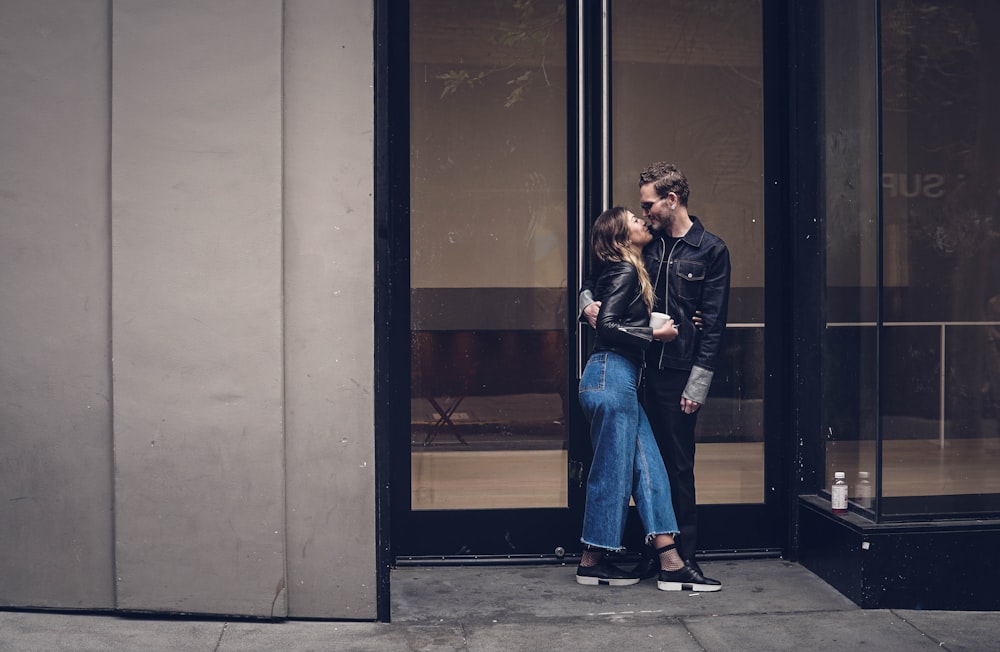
657 563 722 592
686 559 721 585
576 558 641 586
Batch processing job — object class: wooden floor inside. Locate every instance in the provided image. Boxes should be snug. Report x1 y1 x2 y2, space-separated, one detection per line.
412 438 1000 511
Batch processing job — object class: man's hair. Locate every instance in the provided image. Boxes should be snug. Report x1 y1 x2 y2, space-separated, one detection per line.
639 162 690 206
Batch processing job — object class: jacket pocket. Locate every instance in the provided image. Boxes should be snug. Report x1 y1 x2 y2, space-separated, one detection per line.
672 259 705 300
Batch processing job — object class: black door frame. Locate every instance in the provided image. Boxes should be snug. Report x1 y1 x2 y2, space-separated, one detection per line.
375 0 796 579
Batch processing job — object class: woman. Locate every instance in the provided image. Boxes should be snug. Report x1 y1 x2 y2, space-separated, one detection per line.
576 207 720 592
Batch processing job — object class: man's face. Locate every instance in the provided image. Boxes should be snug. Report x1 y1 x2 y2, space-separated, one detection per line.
639 183 672 233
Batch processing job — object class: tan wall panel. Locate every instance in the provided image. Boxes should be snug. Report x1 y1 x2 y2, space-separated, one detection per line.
0 0 114 609
111 0 286 617
283 0 377 618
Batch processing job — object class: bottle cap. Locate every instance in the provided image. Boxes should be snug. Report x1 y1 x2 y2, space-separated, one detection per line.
834 471 845 479
858 471 869 479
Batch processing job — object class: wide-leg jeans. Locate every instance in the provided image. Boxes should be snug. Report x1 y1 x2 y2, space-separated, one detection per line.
578 351 679 550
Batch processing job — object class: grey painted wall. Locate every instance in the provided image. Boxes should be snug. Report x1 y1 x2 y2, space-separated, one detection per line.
111 0 287 617
0 0 376 619
283 0 377 618
0 0 115 610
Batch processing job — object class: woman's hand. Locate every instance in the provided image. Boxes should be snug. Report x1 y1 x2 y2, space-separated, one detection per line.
652 318 679 342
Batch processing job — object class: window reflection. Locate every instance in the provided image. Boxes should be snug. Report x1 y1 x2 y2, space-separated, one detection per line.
409 0 569 510
824 0 1000 517
820 0 880 511
611 0 765 505
881 0 1000 514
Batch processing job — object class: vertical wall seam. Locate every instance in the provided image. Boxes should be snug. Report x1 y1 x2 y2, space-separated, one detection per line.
279 0 290 619
107 0 119 611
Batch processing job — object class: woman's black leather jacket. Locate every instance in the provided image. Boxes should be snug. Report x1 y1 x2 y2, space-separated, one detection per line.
591 260 653 365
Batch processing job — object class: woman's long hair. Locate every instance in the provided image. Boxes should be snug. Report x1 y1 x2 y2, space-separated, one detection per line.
591 206 654 314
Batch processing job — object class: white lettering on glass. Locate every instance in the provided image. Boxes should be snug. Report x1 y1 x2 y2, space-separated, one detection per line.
882 173 946 199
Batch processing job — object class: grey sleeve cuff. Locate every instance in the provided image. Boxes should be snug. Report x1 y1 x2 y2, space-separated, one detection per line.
682 365 714 405
578 289 596 320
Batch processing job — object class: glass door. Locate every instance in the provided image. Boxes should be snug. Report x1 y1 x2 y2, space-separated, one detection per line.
606 0 783 554
394 0 786 560
610 0 766 503
400 0 577 557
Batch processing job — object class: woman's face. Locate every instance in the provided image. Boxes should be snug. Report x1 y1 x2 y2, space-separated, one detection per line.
626 211 653 249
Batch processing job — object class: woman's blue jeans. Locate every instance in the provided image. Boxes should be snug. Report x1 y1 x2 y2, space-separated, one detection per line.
578 351 679 550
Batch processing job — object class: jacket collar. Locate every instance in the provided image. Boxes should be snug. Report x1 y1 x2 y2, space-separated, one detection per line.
678 215 706 247
649 215 706 252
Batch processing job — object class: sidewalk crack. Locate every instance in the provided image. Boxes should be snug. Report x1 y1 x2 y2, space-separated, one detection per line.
213 622 229 652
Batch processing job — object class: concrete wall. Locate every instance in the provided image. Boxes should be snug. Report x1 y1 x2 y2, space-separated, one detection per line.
0 0 115 610
0 0 376 619
283 0 377 618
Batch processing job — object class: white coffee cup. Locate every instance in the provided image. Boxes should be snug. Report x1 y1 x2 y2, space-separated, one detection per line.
649 312 670 329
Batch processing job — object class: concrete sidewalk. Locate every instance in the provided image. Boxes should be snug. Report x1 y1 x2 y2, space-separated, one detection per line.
2 559 997 651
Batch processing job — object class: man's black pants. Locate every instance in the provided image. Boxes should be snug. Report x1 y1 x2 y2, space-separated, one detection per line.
641 366 700 562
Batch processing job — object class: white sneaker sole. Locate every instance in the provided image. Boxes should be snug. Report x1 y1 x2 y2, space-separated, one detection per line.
576 575 641 587
657 580 722 592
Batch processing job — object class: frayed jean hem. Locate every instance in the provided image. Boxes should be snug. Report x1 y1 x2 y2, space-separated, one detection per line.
644 531 680 546
580 538 626 553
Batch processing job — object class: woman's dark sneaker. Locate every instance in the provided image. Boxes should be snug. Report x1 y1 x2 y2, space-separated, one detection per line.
576 558 642 586
657 563 723 592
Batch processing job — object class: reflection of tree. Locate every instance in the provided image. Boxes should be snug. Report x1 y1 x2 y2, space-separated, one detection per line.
647 0 762 68
881 1 978 113
882 1 1000 433
607 0 763 227
882 1 997 264
436 0 566 107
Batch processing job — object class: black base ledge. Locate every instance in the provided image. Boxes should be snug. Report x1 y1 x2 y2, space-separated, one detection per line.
797 495 1000 610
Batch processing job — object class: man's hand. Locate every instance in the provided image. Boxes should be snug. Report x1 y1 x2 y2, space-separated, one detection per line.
692 310 704 330
583 301 601 329
680 397 701 414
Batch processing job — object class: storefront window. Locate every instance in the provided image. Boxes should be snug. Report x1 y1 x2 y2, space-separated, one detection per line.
879 0 1000 516
823 0 1000 518
820 0 880 514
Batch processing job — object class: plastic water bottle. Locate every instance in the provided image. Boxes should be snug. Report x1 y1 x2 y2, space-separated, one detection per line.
856 471 873 509
831 471 848 513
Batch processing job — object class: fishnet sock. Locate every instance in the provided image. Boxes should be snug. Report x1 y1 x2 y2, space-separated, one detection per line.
580 547 604 568
658 545 684 571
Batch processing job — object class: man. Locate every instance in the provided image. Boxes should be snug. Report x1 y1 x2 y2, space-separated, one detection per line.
581 162 731 585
